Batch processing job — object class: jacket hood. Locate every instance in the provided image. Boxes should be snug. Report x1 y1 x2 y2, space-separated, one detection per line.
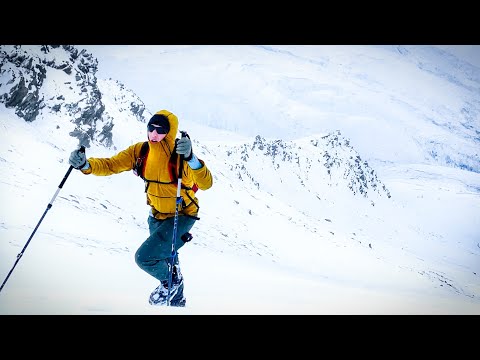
148 109 178 149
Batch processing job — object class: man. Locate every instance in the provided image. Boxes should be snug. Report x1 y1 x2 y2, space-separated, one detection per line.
69 109 213 307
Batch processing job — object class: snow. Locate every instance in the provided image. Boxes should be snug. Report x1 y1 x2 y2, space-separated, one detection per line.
0 45 479 314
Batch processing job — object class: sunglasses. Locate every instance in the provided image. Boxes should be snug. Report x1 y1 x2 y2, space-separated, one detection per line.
148 124 168 134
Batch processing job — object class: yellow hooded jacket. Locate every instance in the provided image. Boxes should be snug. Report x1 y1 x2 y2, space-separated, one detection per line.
81 110 213 220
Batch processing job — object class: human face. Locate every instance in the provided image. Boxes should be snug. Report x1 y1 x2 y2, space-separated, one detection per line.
148 125 167 142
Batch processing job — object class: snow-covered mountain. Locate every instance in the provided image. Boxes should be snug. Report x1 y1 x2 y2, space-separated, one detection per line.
0 45 479 314
0 45 392 204
0 45 150 149
226 132 391 200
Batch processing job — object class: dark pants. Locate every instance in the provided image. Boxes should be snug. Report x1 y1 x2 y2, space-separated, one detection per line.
135 215 196 281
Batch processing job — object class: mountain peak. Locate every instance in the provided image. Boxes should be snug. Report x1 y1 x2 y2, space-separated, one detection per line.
226 130 391 204
0 45 148 149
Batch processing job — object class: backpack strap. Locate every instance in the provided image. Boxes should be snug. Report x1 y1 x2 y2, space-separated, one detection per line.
169 144 199 194
168 151 179 183
133 141 149 179
167 151 200 209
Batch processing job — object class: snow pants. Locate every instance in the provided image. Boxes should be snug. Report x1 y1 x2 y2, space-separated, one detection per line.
135 215 196 281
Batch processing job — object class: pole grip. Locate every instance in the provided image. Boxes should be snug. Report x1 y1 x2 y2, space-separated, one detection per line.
179 131 188 180
60 145 85 189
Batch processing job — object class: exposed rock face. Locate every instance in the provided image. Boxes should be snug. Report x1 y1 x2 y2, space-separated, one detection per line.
0 45 149 148
224 130 391 202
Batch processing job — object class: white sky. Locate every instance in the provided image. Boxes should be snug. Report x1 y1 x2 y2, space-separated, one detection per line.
0 45 479 314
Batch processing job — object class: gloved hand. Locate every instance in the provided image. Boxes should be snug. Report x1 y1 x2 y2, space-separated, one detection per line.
69 148 89 170
176 137 193 161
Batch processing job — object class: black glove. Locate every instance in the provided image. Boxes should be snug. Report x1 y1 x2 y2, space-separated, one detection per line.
69 148 89 170
176 136 193 161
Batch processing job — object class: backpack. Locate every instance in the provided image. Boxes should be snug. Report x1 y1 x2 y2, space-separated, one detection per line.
133 141 199 209
133 141 150 179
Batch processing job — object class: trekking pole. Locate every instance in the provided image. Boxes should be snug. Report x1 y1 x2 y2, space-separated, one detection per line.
167 132 187 306
0 146 85 294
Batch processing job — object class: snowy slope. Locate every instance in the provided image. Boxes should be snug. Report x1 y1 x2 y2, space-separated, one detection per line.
0 45 479 314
